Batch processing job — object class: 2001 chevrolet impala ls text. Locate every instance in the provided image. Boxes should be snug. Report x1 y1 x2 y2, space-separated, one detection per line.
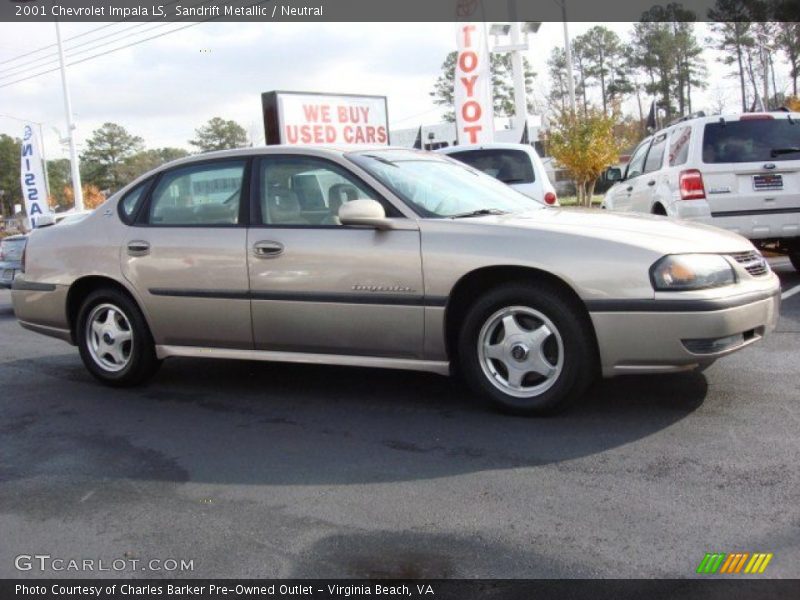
11 147 781 414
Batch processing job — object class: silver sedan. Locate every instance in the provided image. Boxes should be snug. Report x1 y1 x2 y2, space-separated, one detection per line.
12 147 781 415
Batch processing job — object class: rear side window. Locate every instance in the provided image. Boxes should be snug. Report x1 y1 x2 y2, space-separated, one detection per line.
148 161 245 226
448 149 535 184
703 119 800 163
644 134 667 173
669 126 692 166
118 180 150 224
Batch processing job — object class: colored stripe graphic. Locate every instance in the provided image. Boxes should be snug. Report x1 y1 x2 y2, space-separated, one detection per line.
697 552 772 574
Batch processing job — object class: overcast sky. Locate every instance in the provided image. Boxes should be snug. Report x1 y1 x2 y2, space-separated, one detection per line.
0 21 789 158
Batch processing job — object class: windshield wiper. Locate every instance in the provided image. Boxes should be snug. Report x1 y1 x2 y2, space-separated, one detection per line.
770 147 800 157
449 208 510 219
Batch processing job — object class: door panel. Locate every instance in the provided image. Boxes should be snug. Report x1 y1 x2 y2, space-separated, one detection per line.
247 228 424 358
121 159 252 349
122 229 251 348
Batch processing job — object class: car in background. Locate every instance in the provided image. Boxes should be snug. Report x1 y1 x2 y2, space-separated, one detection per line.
11 146 780 415
436 143 559 206
602 111 800 270
0 211 91 289
0 234 27 289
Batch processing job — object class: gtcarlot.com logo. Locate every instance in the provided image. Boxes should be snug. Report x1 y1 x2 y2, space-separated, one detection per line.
696 552 773 575
15 554 194 572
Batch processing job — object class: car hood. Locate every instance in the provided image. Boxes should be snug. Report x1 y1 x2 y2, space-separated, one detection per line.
465 208 754 254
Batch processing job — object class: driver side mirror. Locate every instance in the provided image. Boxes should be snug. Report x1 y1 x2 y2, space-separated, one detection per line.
605 167 623 182
34 214 56 228
339 199 394 230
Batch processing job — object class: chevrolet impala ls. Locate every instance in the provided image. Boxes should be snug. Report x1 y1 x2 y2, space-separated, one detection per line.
12 147 781 414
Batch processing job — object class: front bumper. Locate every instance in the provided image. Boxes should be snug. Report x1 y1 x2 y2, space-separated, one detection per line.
590 279 781 377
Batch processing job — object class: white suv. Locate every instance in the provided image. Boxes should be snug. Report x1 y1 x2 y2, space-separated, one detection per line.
436 143 559 205
602 112 800 270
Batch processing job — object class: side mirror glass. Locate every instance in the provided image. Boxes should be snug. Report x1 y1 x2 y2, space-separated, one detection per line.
339 199 392 230
606 167 622 182
34 214 56 228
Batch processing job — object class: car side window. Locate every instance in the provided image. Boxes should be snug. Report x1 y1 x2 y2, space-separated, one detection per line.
148 161 245 226
118 180 150 224
644 134 667 174
668 126 692 166
626 139 651 179
258 156 399 226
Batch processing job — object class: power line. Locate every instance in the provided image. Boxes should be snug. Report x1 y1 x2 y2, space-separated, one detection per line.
0 0 272 91
0 0 199 79
0 22 122 66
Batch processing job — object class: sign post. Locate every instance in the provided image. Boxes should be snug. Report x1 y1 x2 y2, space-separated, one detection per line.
262 91 389 147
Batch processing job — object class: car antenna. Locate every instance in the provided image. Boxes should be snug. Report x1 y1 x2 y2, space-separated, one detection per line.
719 116 726 127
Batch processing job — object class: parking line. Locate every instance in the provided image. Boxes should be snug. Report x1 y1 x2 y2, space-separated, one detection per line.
782 285 800 300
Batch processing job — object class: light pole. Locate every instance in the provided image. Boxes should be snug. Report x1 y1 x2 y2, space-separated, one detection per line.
550 0 577 114
55 21 84 212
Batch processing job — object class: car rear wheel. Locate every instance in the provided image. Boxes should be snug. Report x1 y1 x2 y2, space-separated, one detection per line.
77 288 160 386
457 283 597 415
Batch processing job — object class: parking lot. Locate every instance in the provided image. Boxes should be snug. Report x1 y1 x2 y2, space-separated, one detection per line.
0 258 798 579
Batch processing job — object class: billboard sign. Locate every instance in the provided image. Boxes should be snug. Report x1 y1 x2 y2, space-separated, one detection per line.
454 23 494 144
262 91 389 146
19 124 52 229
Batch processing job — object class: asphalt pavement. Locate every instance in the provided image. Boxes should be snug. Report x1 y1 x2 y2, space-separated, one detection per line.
1 260 798 578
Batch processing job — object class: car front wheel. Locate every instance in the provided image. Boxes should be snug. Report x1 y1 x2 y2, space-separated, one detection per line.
77 288 160 386
458 283 597 415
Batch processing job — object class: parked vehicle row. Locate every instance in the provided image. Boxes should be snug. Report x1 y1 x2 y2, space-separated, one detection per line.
602 111 800 271
11 146 780 415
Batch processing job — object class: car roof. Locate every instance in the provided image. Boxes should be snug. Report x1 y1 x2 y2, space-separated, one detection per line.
660 111 800 132
436 142 536 153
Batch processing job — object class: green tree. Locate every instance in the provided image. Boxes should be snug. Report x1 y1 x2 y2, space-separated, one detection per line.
430 51 536 122
547 47 572 113
775 1 800 97
707 0 757 112
45 158 72 211
80 122 144 193
118 147 190 186
0 134 22 218
189 117 248 152
548 108 623 206
574 26 625 116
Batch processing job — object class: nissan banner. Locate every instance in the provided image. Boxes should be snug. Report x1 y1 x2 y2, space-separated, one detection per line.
454 23 494 144
19 124 51 229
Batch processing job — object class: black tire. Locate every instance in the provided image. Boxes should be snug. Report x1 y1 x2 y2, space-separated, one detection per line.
76 287 160 387
457 282 597 416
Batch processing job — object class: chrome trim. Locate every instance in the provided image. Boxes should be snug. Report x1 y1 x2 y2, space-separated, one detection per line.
155 345 451 376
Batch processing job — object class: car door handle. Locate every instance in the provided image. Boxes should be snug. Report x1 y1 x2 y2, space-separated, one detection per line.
647 180 656 187
126 240 150 256
626 186 633 192
253 241 284 258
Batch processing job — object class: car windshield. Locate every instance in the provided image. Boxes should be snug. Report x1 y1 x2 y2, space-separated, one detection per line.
347 150 543 218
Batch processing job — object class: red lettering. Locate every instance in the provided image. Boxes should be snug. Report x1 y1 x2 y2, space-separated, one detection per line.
463 125 482 143
376 126 387 144
302 105 320 122
460 75 478 97
461 100 482 123
285 125 299 144
459 51 478 73
461 25 476 48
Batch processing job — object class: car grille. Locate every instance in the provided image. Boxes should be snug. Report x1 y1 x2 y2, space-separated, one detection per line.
729 251 769 277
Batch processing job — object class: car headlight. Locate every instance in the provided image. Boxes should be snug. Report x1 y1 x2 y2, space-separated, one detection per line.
650 254 736 291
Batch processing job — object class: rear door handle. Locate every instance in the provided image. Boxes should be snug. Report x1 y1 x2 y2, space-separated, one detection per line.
647 180 656 187
626 186 633 192
127 240 150 256
253 241 284 258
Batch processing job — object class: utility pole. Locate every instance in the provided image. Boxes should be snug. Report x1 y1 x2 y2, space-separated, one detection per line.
55 21 83 211
559 1 577 114
507 1 528 133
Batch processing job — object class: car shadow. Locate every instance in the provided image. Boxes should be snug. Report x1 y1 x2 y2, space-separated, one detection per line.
0 352 707 488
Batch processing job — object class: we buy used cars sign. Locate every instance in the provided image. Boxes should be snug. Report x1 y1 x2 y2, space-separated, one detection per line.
262 91 389 146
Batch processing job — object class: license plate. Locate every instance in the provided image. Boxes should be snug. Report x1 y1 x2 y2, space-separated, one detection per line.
753 173 783 191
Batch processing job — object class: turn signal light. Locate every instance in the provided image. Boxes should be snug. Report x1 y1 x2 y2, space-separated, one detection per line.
544 192 557 205
679 169 706 200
